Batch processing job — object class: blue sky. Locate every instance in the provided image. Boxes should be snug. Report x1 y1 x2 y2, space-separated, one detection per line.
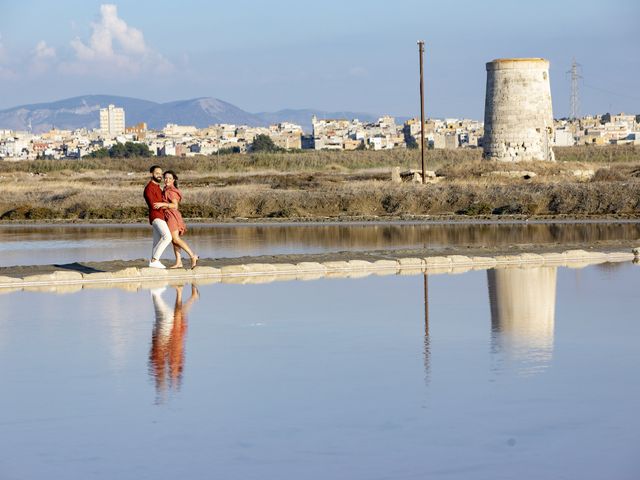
0 0 638 118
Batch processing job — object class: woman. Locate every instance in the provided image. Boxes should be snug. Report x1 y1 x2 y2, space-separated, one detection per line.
153 170 199 269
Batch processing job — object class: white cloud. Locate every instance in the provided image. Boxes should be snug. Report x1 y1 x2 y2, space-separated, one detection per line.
35 40 56 60
30 40 57 74
66 4 172 75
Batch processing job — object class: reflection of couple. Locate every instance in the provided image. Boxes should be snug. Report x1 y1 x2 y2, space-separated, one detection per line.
149 284 199 396
143 165 199 269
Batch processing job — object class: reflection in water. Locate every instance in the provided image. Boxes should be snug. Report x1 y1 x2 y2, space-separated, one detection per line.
149 284 199 401
0 263 637 478
423 273 430 384
487 267 557 375
2 222 640 267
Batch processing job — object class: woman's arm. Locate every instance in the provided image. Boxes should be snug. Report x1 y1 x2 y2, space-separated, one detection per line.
167 197 179 210
153 197 179 210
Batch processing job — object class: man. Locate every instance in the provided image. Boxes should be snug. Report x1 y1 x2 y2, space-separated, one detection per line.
143 165 172 268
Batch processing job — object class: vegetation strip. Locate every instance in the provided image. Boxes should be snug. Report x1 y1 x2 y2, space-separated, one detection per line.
2 145 639 221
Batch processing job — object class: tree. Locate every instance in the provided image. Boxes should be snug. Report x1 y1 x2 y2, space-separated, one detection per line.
89 142 152 158
406 136 418 149
252 134 281 152
217 146 241 155
88 147 109 158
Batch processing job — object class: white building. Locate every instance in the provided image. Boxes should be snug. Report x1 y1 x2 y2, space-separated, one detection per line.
99 104 125 138
163 123 197 136
554 128 575 146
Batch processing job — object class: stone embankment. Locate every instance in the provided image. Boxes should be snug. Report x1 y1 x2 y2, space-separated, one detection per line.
1 249 638 293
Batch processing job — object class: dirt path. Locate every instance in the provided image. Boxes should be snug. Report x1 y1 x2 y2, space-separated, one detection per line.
2 239 637 278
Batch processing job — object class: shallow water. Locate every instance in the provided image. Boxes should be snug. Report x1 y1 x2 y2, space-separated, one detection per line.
0 262 638 479
1 221 639 267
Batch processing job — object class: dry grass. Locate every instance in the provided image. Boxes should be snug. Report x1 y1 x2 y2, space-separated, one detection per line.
2 173 639 220
1 144 638 175
554 144 640 163
0 148 480 174
1 145 639 221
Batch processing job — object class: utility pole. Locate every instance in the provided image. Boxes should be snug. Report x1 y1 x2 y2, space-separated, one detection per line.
418 41 426 184
568 58 582 120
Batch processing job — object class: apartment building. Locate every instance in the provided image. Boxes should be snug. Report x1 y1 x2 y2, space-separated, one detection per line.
99 104 125 138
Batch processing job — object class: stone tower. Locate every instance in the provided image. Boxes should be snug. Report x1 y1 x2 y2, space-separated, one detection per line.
483 58 555 161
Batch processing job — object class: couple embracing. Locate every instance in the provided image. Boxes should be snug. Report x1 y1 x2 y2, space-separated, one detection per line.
143 165 199 269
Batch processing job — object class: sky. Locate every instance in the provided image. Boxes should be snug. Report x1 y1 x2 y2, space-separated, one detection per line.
0 0 638 118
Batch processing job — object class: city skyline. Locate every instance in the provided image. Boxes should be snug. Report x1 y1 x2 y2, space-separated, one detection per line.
1 1 638 118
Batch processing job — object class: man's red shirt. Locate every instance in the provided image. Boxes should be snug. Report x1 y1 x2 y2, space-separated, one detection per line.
143 181 165 225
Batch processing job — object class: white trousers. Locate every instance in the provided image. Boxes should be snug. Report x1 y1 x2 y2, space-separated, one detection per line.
151 290 174 341
151 218 172 260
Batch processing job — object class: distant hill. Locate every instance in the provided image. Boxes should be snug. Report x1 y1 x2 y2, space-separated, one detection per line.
0 95 261 133
0 95 403 134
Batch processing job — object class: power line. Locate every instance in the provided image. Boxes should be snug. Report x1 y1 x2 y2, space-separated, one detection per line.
582 82 640 102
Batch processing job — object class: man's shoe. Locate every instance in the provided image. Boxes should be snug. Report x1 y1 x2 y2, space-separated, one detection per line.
148 260 166 269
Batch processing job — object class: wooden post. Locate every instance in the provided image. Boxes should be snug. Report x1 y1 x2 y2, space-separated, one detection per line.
418 41 426 184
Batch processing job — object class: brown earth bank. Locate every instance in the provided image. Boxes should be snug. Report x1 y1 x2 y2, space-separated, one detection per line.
1 145 639 221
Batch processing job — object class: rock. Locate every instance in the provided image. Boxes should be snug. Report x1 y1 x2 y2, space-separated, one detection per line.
139 267 168 278
391 167 401 183
82 272 114 281
540 252 567 263
111 267 141 279
347 260 374 269
470 256 498 269
270 263 297 273
424 256 453 268
220 265 248 275
322 261 351 271
447 255 473 266
572 169 595 180
397 257 425 268
296 262 327 272
0 276 22 285
243 263 277 274
400 169 436 183
372 259 399 269
191 266 222 276
604 252 634 262
517 253 545 264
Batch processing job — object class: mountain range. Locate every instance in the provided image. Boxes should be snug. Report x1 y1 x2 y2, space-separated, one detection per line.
0 95 395 134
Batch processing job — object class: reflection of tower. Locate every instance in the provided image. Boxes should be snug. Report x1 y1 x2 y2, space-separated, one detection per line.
487 267 557 374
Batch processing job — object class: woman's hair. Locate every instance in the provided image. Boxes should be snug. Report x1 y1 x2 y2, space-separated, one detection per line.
164 170 179 188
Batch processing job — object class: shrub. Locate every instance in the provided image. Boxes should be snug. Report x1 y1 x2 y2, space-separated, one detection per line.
591 168 626 182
